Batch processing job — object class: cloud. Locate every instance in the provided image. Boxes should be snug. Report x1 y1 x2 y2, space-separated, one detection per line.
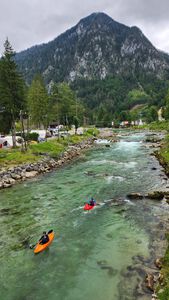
0 0 169 55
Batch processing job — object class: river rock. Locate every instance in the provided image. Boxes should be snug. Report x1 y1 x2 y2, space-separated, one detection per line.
158 272 164 284
145 273 155 291
8 178 16 185
3 182 12 188
151 293 158 300
154 258 163 269
11 173 21 180
25 171 38 178
145 191 164 200
127 193 144 199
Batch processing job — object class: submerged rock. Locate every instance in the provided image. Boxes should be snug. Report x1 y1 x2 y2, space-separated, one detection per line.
97 260 117 277
145 191 164 200
127 193 144 200
84 170 96 176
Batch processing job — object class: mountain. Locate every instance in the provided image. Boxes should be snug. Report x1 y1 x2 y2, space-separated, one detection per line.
15 12 169 84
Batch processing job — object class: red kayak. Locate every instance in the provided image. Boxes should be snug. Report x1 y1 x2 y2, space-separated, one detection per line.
84 203 96 211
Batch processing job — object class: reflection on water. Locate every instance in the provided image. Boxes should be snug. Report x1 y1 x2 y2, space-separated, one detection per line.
0 132 168 300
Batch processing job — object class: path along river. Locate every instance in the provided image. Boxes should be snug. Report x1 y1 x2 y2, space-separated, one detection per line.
0 132 169 300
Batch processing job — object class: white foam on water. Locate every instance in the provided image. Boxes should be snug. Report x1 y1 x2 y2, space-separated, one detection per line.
106 175 124 184
116 141 140 153
70 206 84 213
124 198 135 205
88 159 111 165
123 161 138 168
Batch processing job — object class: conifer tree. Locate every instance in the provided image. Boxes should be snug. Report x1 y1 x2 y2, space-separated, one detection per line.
27 75 49 130
0 38 25 146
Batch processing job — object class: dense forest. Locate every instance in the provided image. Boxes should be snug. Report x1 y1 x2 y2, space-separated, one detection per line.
71 73 169 126
1 38 169 140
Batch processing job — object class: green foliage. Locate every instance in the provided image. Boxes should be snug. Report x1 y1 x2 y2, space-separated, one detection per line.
84 128 99 136
143 106 158 123
159 135 169 163
157 234 169 300
27 75 49 128
0 39 25 137
26 132 39 141
30 140 65 158
141 121 169 131
50 83 84 127
71 74 168 125
73 116 79 133
0 130 98 167
126 89 150 108
0 149 40 165
0 112 12 134
164 89 169 120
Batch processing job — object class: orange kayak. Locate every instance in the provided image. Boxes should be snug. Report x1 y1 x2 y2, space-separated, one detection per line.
34 230 54 254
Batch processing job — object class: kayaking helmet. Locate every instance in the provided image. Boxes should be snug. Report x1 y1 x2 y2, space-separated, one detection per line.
43 231 46 234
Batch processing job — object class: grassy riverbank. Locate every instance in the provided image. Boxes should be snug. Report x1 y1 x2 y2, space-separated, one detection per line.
0 128 99 168
157 234 169 300
155 134 169 299
140 121 169 131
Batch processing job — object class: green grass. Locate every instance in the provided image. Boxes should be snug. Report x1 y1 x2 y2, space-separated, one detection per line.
157 234 169 299
155 138 169 299
30 140 65 158
0 149 40 167
158 135 169 164
140 121 169 131
0 131 99 168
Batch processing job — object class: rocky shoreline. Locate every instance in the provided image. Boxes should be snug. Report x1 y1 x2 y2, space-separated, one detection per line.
126 133 169 300
0 138 94 190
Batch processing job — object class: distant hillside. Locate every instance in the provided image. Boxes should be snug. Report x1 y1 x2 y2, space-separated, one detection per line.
15 12 169 125
15 12 169 84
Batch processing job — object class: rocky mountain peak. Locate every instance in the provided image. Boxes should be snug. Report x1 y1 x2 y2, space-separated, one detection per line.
15 12 169 84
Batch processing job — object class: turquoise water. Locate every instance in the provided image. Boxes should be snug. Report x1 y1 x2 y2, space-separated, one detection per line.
0 132 167 300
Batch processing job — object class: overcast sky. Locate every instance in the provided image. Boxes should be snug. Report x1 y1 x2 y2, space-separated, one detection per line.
0 0 169 55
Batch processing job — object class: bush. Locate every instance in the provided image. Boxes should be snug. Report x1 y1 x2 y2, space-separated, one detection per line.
26 132 39 141
85 128 99 136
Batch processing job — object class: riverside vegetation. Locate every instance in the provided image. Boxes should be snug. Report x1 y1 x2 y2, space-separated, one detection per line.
0 128 99 188
154 133 169 299
140 125 169 299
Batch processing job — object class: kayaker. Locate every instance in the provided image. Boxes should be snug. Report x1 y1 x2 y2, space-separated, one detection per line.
39 231 49 245
89 197 96 206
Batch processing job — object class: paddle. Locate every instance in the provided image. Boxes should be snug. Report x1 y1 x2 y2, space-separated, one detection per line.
29 244 36 249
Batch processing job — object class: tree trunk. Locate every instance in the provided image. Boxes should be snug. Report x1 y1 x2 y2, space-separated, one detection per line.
11 118 16 148
20 110 27 152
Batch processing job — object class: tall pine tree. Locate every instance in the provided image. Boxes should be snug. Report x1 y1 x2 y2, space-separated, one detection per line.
0 39 25 146
27 74 49 130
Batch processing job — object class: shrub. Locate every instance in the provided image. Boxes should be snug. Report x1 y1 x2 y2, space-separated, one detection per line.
26 132 39 141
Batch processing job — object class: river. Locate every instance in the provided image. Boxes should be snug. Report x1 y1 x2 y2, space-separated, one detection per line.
0 131 168 300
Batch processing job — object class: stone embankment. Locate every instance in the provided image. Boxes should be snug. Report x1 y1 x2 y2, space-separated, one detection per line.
0 138 94 190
